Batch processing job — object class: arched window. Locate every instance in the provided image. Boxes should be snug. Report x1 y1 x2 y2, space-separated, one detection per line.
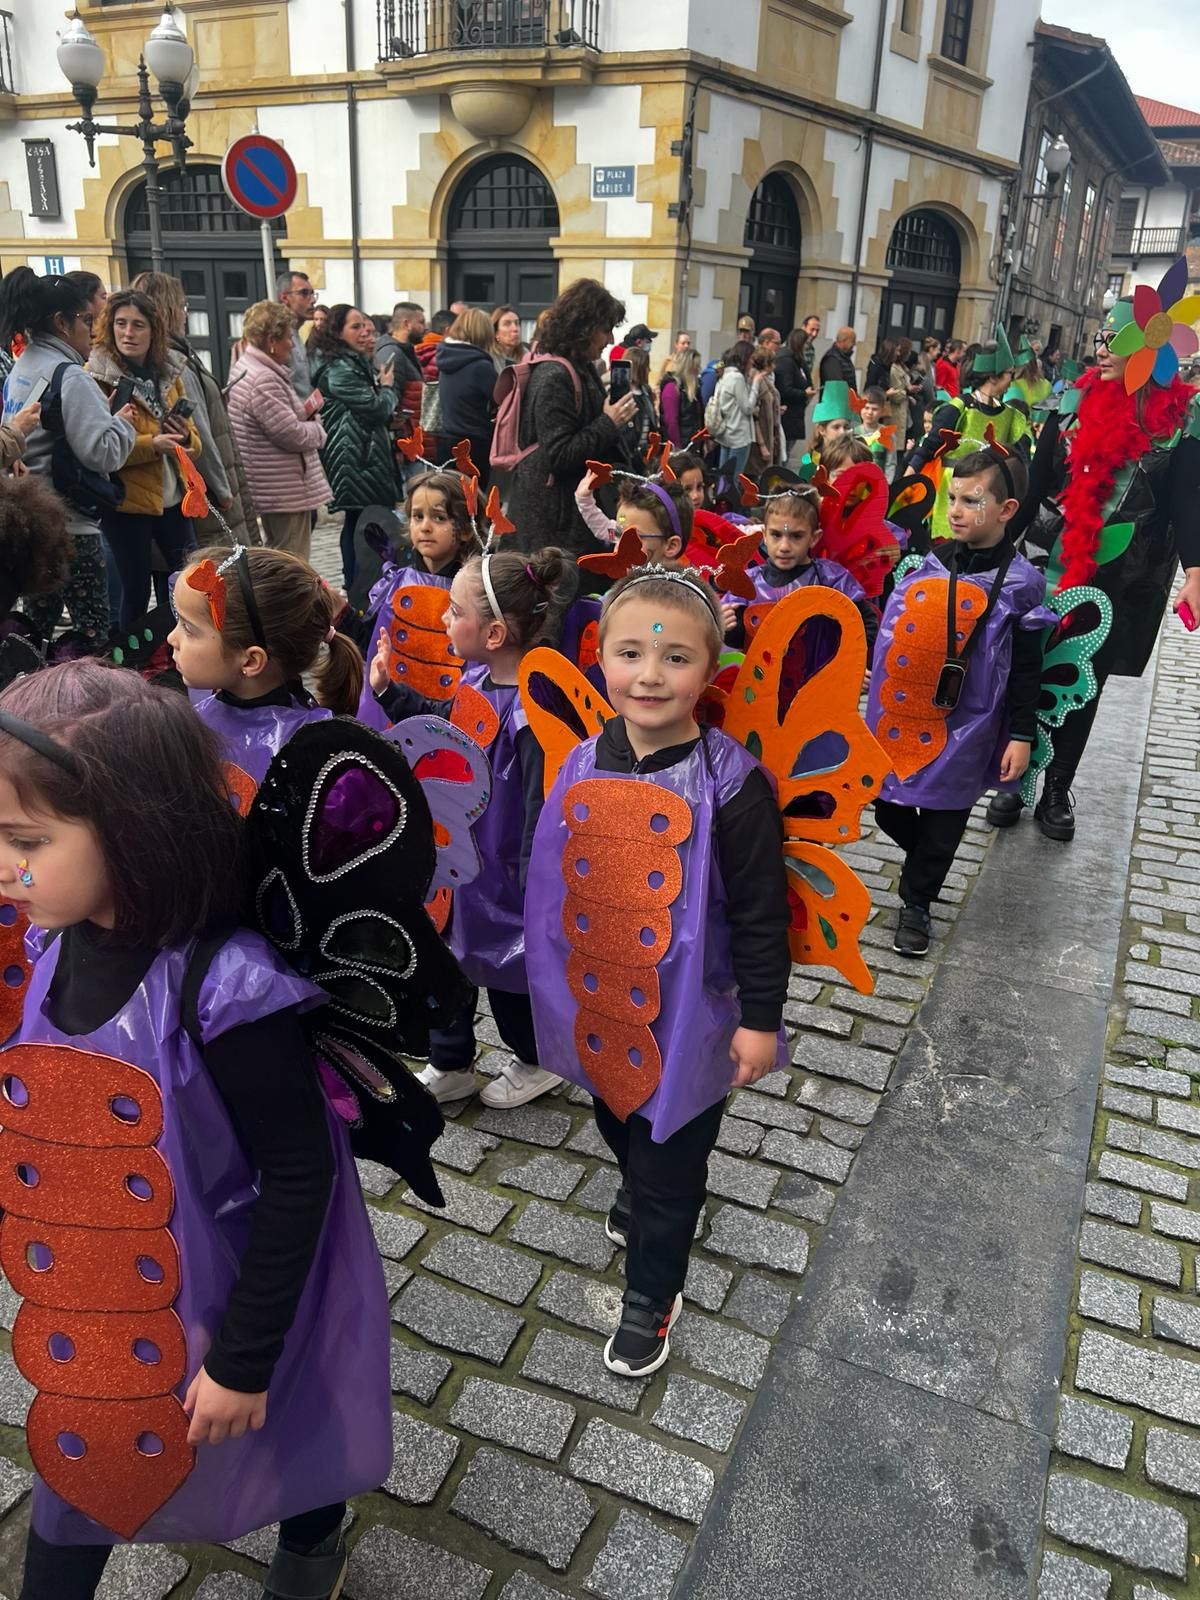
740 173 801 332
885 209 961 278
447 156 560 333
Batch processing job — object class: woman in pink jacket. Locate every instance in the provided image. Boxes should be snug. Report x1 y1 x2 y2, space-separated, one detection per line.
227 299 330 560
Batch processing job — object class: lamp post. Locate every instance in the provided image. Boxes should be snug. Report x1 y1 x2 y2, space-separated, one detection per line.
57 7 196 273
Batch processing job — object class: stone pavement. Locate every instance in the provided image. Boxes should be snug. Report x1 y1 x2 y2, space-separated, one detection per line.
0 512 1010 1596
1035 620 1200 1599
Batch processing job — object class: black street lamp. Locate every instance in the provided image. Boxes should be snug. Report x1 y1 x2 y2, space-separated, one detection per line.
57 7 197 272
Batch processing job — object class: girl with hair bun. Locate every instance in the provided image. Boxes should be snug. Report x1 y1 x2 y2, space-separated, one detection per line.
369 545 578 1108
169 543 363 802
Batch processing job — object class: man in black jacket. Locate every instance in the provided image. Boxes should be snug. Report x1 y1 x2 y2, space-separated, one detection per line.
819 327 858 392
775 328 815 468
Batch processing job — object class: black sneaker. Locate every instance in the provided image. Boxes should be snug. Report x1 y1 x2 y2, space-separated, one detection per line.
893 904 931 957
986 791 1024 828
261 1527 347 1599
604 1290 683 1377
1035 776 1075 841
605 1184 632 1247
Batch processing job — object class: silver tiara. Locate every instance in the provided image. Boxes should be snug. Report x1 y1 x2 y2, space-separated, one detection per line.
623 564 711 597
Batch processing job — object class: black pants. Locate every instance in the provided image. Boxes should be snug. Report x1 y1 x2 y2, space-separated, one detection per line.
340 508 362 590
594 1095 725 1302
429 987 538 1072
1045 668 1109 787
875 799 973 910
103 506 194 630
20 1502 345 1600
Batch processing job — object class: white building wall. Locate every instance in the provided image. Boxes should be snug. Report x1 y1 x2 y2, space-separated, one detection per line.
0 121 119 246
685 0 760 72
603 0 691 53
691 95 761 245
287 0 350 75
9 0 67 97
836 0 885 112
553 86 655 239
1143 184 1188 230
976 1 1038 165
258 102 352 239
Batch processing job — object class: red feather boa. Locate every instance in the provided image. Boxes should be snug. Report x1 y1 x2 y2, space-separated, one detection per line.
1056 368 1192 592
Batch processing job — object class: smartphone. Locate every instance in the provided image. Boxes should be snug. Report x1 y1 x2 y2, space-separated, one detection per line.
609 358 632 404
167 397 195 421
1179 600 1198 633
24 376 48 407
110 375 136 413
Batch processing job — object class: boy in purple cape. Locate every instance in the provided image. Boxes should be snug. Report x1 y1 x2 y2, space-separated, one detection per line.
867 447 1050 956
524 567 791 1377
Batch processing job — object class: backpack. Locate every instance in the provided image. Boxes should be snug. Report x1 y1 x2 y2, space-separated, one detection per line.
491 354 582 472
41 362 126 519
704 375 725 441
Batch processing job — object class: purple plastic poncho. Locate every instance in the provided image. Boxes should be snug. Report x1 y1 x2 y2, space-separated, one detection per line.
6 929 391 1547
867 547 1054 810
192 692 331 792
443 664 531 992
525 728 787 1143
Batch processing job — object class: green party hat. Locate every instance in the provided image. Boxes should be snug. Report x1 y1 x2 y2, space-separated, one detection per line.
813 380 853 423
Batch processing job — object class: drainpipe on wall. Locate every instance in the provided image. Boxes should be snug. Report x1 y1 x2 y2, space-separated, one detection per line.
845 0 888 331
345 0 364 308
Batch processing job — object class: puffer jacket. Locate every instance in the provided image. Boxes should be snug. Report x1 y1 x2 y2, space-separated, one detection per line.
311 345 399 512
87 344 200 517
226 343 330 515
436 338 495 472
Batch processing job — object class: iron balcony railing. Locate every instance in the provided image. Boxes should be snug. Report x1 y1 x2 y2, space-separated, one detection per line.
0 12 14 96
378 0 600 59
1112 225 1188 257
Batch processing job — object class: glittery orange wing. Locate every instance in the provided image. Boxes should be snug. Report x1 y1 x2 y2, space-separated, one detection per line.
874 573 986 779
185 560 225 631
385 586 463 700
173 445 208 520
0 1043 194 1537
720 587 890 991
712 532 760 603
222 762 258 818
0 900 31 1043
518 646 614 798
578 527 644 582
450 682 501 750
561 778 691 1119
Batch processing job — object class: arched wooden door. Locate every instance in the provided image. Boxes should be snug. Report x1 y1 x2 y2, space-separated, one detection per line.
880 209 961 348
447 155 559 339
740 174 801 333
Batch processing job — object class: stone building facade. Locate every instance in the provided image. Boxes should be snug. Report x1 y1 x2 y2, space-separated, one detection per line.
0 0 1037 378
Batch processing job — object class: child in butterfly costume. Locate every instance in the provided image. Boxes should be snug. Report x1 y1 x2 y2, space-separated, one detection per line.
522 565 888 1376
369 547 579 1110
0 664 396 1600
906 328 1032 543
360 471 478 704
868 446 1053 956
988 269 1200 842
169 543 363 816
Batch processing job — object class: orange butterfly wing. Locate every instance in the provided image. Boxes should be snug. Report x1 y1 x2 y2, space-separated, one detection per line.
585 460 614 487
738 474 758 507
222 763 258 818
398 426 426 463
385 585 463 700
484 484 515 537
463 475 479 519
643 432 662 466
713 532 761 602
577 527 644 581
0 901 31 1043
451 440 480 479
720 586 890 992
874 574 986 779
518 647 614 798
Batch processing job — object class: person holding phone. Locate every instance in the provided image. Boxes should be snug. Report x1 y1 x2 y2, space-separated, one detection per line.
0 267 136 647
86 289 200 628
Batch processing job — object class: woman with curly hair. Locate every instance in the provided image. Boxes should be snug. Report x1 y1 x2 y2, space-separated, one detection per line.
506 277 638 555
87 288 201 629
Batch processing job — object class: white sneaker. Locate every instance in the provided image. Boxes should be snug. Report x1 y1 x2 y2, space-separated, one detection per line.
416 1064 479 1103
479 1057 563 1108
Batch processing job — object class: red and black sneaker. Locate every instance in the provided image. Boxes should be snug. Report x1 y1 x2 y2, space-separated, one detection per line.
603 1290 684 1377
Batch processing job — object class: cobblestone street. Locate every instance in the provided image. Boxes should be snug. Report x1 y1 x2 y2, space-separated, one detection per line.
0 524 1194 1598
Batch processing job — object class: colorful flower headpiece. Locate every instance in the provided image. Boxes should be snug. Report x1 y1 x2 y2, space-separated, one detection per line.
1106 258 1200 394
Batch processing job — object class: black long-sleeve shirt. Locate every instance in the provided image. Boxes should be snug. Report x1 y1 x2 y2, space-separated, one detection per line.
928 539 1042 740
593 718 791 1033
376 675 545 889
46 922 333 1395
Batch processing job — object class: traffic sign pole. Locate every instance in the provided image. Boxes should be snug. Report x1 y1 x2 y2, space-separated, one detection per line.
261 220 276 304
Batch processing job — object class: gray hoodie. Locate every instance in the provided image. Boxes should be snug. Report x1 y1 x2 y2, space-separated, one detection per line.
2 334 135 487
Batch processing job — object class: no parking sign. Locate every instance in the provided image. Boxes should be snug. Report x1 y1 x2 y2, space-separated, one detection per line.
221 134 297 221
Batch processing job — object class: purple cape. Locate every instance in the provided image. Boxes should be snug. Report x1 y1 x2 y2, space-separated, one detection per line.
192 693 331 793
6 929 391 1547
443 664 530 992
525 728 786 1142
867 547 1054 809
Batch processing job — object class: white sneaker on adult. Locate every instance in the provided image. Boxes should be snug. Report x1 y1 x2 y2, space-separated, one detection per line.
479 1057 563 1108
415 1064 479 1103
